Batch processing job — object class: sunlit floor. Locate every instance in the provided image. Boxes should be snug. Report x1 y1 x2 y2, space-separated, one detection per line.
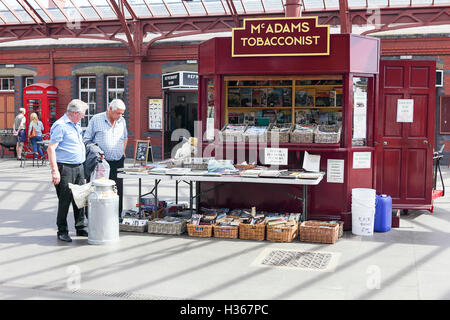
0 157 449 300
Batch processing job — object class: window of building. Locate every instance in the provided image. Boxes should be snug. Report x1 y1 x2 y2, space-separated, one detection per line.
0 78 14 91
106 76 125 106
25 77 34 87
79 76 96 127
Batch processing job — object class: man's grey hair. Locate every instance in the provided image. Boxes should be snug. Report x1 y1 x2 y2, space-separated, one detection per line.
109 99 126 112
67 99 88 114
19 108 26 114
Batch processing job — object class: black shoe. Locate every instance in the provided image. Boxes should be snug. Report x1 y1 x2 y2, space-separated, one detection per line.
57 233 72 242
76 229 88 237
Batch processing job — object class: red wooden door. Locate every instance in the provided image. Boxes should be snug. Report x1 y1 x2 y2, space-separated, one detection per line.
0 94 15 130
377 60 436 210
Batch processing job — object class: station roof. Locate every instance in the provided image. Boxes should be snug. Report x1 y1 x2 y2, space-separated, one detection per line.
0 0 448 24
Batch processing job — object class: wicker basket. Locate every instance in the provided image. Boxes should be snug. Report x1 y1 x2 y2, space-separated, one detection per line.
119 219 149 233
213 225 239 239
243 126 268 143
314 125 341 144
234 164 257 170
219 124 247 143
299 221 339 244
239 223 266 241
267 124 292 143
290 125 316 143
266 223 298 242
187 223 213 238
148 217 187 235
309 220 344 238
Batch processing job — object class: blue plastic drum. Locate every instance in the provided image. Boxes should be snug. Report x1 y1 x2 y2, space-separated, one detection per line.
374 194 392 232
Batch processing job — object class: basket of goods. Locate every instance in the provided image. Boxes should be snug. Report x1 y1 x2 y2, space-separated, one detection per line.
219 124 247 143
290 124 316 143
242 126 268 143
148 217 187 235
267 124 292 143
186 213 215 238
314 124 341 144
239 212 266 241
265 213 300 242
299 221 339 244
120 210 151 232
214 215 240 239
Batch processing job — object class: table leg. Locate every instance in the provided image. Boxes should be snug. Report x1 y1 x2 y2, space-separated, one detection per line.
190 181 193 216
155 179 159 218
138 178 142 215
302 185 307 222
175 180 179 204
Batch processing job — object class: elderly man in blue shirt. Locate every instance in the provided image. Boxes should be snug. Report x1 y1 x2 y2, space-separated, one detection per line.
83 99 128 219
47 99 89 242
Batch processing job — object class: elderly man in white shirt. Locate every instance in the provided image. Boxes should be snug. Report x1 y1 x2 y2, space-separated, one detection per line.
83 99 128 218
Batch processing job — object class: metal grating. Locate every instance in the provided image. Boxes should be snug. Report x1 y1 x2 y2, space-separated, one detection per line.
252 248 340 272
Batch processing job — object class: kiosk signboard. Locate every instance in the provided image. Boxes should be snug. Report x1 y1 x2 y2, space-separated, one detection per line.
232 17 329 57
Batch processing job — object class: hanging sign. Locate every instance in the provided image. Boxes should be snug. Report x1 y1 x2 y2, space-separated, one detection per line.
397 99 414 123
162 71 198 89
232 17 329 57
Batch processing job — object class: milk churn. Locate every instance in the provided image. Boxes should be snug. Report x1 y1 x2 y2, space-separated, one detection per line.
87 179 119 245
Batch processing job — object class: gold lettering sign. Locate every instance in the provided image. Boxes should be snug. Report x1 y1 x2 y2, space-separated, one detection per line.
232 17 330 57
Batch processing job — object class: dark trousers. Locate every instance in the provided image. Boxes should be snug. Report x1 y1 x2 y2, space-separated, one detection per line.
55 163 87 234
107 156 125 217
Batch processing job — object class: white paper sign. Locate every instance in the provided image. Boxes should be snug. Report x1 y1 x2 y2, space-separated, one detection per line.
206 117 215 141
327 159 344 183
353 152 371 169
303 151 320 172
397 99 414 123
353 90 367 139
264 148 288 166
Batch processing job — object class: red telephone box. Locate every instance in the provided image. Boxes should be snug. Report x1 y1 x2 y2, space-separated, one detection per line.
23 83 59 134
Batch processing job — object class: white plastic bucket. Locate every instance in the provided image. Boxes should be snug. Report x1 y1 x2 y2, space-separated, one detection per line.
352 188 376 207
352 188 376 236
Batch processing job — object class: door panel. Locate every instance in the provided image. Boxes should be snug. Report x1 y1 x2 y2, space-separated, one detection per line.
382 148 402 199
384 66 404 88
410 67 430 88
409 94 428 137
384 94 403 137
377 60 436 209
405 148 427 199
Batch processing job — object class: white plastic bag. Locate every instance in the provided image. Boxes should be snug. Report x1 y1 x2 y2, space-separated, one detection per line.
68 182 94 208
90 160 110 182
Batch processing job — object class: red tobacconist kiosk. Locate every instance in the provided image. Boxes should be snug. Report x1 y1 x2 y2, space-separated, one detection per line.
197 17 380 230
23 83 59 135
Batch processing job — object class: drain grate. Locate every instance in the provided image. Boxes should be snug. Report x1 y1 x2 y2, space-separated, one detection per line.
252 249 340 272
0 282 187 300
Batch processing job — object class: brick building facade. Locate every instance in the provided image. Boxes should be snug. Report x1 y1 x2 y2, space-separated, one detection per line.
0 34 449 162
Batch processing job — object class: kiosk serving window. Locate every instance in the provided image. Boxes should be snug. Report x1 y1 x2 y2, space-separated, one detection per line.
225 75 343 128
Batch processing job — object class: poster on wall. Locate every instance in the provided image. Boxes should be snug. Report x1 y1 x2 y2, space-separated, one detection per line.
353 152 371 169
148 99 163 130
327 159 344 183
